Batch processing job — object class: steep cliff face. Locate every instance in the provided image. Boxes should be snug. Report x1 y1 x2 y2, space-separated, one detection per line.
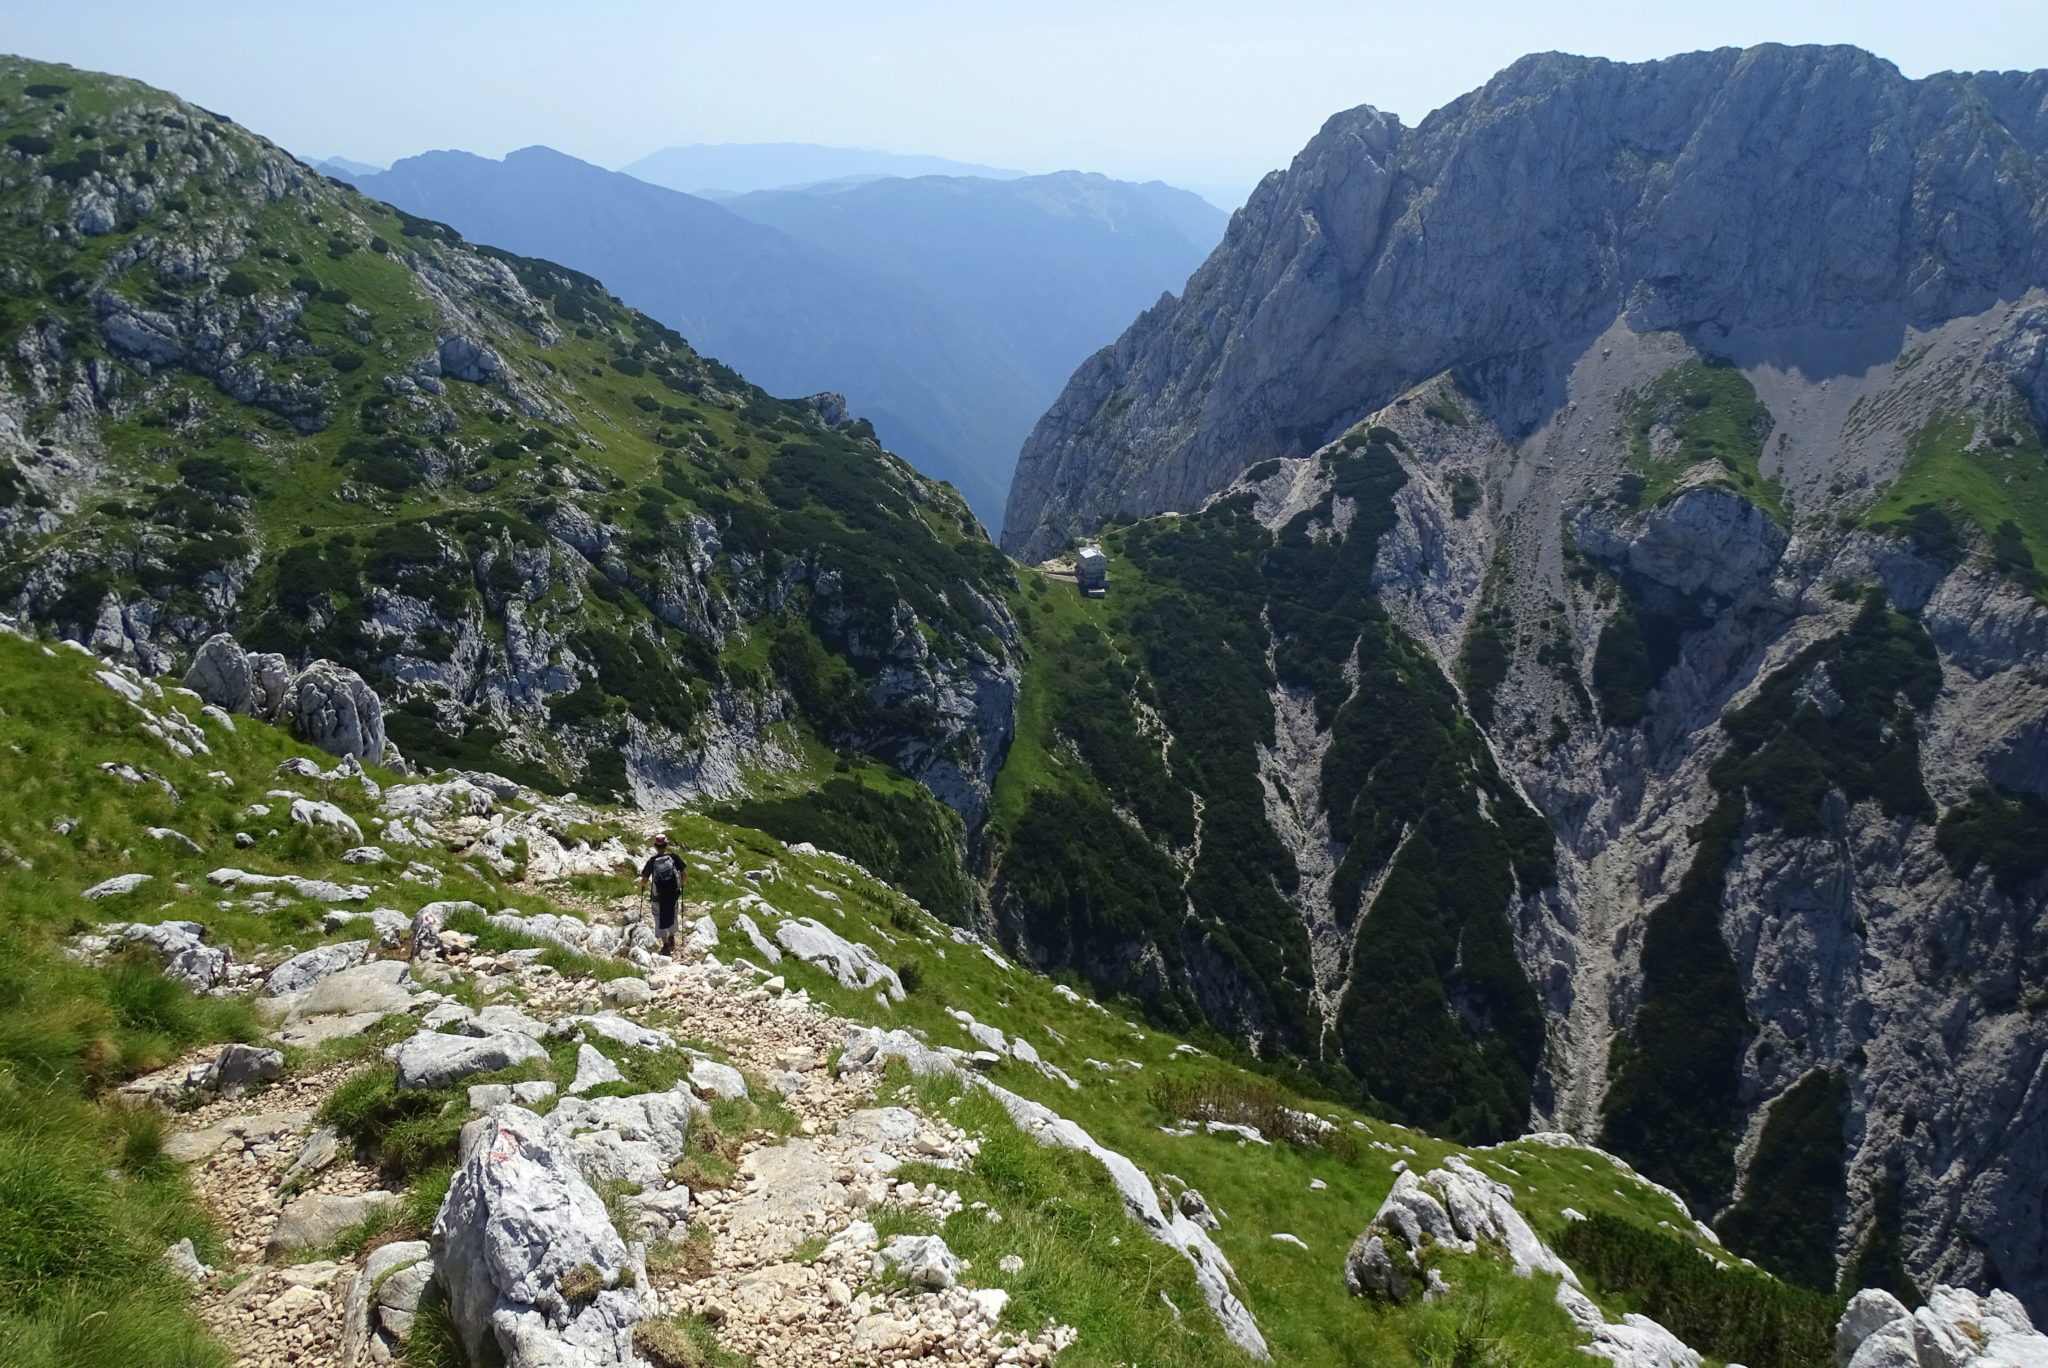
1368 323 2048 1306
1004 44 2048 561
988 43 2048 1316
0 58 1018 828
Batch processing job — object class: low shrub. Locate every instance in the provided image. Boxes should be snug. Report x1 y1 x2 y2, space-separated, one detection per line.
1592 600 1653 726
1558 1213 1838 1368
895 958 925 995
714 776 973 925
1148 1074 1356 1160
1936 786 2048 895
1716 1070 1849 1289
1448 470 1482 518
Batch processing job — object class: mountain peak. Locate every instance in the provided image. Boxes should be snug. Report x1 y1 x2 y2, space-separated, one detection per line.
1005 43 2048 559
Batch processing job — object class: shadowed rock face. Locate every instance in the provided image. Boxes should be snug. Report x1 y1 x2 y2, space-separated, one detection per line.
981 40 2048 1324
1004 44 2048 560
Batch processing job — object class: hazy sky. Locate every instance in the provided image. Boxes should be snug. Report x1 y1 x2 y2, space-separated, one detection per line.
8 1 2046 203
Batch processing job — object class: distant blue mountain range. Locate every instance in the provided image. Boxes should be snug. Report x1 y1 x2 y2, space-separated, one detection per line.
337 147 1224 526
619 142 1026 196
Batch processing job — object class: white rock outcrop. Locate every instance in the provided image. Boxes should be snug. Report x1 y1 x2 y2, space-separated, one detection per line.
206 867 372 902
265 940 371 996
339 1239 436 1367
878 1234 963 1290
1836 1286 2048 1368
289 797 364 844
567 1044 624 1095
183 635 387 762
83 873 153 899
547 1088 701 1192
268 1190 398 1258
1349 1158 1575 1288
187 1043 285 1100
548 1013 673 1052
280 660 387 763
110 919 229 989
1557 1282 1703 1368
687 1057 750 1101
775 918 904 999
387 1029 548 1091
434 1106 647 1368
839 1025 1269 1359
1344 1155 1706 1368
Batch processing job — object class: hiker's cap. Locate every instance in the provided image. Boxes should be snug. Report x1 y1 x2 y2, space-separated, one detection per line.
653 834 668 846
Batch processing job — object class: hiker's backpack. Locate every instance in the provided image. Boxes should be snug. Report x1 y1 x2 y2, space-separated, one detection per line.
649 852 682 892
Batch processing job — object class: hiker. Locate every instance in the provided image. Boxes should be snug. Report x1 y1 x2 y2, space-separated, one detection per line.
638 834 686 956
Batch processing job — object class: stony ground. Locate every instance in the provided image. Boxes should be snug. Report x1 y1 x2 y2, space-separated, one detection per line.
159 880 1075 1368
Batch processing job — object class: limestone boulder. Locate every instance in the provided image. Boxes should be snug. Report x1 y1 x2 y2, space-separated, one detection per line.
113 919 229 990
182 633 255 714
438 333 506 384
1557 1283 1702 1368
548 1013 673 1052
290 797 365 844
774 917 904 999
686 1058 749 1102
249 652 293 719
567 1044 624 1095
1835 1285 2048 1368
388 1029 547 1091
879 1234 963 1290
599 977 651 1008
267 1190 397 1258
339 1238 433 1367
1344 1232 1405 1302
282 661 386 763
266 940 371 996
189 1043 286 1099
547 1089 700 1191
433 1106 647 1368
84 873 153 900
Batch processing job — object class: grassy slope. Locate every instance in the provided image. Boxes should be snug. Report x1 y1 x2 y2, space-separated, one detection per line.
670 815 1738 1367
0 56 1011 797
1623 359 1788 522
983 560 1125 836
0 627 692 1363
1864 413 2048 598
0 628 1764 1368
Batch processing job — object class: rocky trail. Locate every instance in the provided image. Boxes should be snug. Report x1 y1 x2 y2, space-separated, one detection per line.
135 877 1076 1368
48 639 1222 1367
41 631 2048 1368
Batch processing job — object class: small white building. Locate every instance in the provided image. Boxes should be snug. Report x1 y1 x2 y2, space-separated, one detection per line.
1076 544 1108 597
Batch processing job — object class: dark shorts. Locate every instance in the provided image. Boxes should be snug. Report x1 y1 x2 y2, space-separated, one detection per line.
652 888 680 933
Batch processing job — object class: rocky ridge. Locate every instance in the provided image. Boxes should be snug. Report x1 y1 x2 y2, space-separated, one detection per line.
108 767 1087 1368
982 41 2048 1317
1004 44 2048 560
0 57 1019 831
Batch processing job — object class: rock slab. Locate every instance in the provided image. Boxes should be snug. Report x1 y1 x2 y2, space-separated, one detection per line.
434 1106 646 1368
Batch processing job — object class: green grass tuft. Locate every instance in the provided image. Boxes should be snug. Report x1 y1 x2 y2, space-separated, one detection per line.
1622 358 1785 521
